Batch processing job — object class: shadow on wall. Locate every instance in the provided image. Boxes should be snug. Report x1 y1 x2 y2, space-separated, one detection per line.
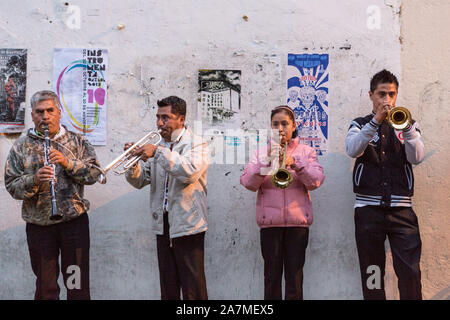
88 188 158 299
206 151 364 299
0 152 366 300
0 188 159 300
430 286 450 300
303 152 362 299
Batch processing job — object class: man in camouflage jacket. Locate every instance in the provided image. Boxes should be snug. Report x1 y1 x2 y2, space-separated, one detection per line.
4 90 102 300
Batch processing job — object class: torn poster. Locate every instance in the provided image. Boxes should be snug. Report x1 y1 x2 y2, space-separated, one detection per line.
53 48 108 145
0 49 27 133
287 53 329 155
197 69 241 130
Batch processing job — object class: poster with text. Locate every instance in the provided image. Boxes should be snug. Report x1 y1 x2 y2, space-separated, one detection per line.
0 49 27 133
287 53 328 155
53 48 108 145
198 69 241 131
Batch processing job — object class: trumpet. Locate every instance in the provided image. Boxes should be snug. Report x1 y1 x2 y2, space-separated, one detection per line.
98 130 162 184
388 106 411 130
270 143 294 189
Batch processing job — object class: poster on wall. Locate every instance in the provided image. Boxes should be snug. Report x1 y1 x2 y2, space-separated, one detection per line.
197 69 241 130
287 53 329 155
53 48 108 145
0 49 27 133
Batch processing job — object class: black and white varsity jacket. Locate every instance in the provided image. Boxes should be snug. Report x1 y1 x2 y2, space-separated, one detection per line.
345 112 425 208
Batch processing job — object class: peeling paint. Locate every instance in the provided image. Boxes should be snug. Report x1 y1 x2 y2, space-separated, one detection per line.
0 0 415 300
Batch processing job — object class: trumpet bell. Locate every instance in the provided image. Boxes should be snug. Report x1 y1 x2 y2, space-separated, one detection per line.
271 168 294 189
388 106 411 130
270 143 294 189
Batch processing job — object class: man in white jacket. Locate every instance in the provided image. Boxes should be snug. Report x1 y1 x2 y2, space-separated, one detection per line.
125 96 209 300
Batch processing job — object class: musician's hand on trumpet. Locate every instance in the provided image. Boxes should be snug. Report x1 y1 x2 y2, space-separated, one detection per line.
98 131 162 184
123 142 134 151
124 142 158 162
284 154 295 168
267 143 295 168
373 103 391 123
373 103 412 131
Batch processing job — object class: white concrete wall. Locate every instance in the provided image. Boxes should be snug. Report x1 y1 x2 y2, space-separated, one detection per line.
399 0 450 300
0 0 446 300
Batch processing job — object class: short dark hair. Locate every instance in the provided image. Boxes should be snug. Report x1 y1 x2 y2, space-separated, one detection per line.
157 96 186 117
370 69 399 92
270 105 298 138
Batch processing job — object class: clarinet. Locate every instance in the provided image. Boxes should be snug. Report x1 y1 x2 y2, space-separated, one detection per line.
43 125 63 221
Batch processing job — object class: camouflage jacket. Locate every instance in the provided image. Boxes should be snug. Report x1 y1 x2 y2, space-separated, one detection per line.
4 126 102 226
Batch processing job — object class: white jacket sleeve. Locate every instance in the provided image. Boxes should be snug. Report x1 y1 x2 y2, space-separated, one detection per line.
154 140 209 184
345 119 380 158
125 160 152 189
403 121 425 165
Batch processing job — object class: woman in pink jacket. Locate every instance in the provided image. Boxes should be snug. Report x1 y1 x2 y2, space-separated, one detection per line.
240 105 325 300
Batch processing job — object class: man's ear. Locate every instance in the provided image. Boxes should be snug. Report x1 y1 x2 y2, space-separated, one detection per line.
179 114 186 124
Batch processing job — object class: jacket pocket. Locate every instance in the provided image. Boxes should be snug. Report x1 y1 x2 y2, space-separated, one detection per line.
404 164 413 191
258 187 264 208
354 163 364 187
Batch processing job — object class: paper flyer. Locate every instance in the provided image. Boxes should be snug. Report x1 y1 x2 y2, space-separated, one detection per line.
287 53 329 155
0 49 27 133
53 48 108 145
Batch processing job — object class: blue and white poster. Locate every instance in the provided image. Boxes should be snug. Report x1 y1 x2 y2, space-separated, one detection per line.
287 54 329 155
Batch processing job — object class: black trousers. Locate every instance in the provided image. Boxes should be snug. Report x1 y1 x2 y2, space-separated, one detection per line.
354 206 422 300
26 213 90 300
156 213 208 300
260 227 309 300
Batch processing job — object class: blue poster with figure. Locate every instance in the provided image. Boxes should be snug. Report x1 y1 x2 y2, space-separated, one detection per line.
287 53 329 155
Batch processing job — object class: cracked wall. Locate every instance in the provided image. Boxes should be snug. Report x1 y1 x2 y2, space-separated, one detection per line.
0 0 446 299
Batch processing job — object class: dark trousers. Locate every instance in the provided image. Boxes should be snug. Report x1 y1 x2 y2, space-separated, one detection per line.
156 213 208 300
354 206 422 300
260 227 309 300
26 213 90 300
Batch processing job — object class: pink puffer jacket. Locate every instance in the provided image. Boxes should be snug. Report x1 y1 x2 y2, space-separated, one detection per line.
240 137 325 228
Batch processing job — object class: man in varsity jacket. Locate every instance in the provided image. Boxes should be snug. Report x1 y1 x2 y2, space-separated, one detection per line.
345 69 425 300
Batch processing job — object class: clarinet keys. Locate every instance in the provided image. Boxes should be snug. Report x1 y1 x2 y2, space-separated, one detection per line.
43 124 63 221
